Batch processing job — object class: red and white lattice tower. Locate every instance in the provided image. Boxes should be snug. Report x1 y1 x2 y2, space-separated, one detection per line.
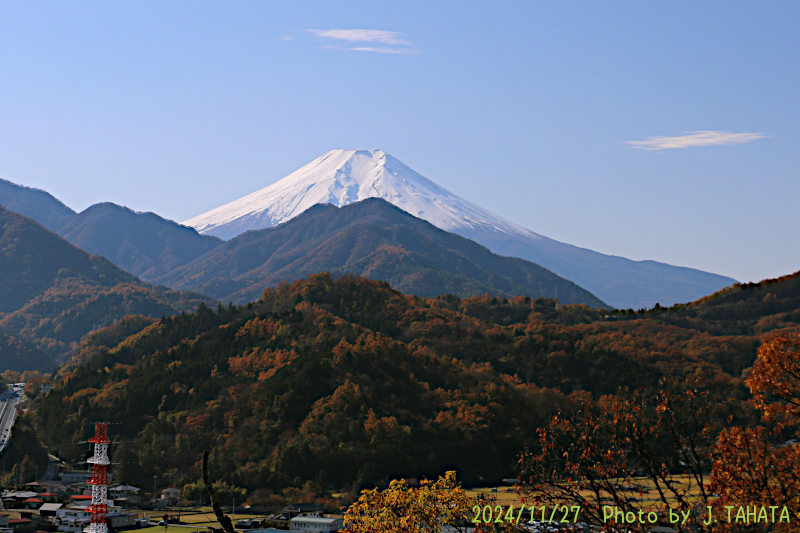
84 423 111 533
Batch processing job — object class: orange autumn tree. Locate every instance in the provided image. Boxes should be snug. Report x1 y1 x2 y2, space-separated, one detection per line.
518 382 721 532
711 332 800 529
747 332 800 422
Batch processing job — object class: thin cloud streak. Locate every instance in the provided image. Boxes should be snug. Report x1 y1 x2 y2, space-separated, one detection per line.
307 29 411 46
350 47 419 55
627 131 766 150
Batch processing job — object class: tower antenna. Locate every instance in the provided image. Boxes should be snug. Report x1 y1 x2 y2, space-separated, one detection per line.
84 423 111 533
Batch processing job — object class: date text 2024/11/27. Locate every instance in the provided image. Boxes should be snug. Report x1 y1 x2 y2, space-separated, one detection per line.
471 505 581 525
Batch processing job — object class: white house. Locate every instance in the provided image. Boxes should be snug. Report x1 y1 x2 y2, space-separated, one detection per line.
38 503 63 517
55 504 90 532
160 488 181 506
288 516 343 533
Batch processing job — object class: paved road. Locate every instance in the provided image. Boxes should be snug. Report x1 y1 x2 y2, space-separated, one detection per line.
0 384 23 454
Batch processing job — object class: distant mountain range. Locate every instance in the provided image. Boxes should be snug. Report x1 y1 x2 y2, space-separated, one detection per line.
157 198 608 307
0 178 221 282
0 176 607 308
0 206 212 370
57 203 222 280
0 177 74 230
2 147 739 311
183 149 738 309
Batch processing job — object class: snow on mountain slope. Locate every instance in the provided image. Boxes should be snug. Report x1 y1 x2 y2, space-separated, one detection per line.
183 148 737 309
183 149 540 241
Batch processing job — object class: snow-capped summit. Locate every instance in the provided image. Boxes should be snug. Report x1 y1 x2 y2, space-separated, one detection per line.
183 148 737 309
183 149 540 241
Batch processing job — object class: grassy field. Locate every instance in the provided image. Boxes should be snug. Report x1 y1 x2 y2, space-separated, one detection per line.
467 474 709 511
137 508 277 532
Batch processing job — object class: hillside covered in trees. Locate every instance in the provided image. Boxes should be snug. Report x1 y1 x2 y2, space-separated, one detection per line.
0 206 213 369
640 269 800 335
32 273 777 497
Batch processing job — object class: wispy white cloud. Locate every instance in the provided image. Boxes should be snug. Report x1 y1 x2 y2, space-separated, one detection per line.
307 29 419 54
349 46 419 55
627 131 766 150
307 29 411 45
280 35 295 41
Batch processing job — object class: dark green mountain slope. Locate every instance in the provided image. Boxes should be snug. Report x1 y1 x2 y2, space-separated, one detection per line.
57 203 223 281
0 206 132 313
157 198 609 307
0 207 213 367
0 178 75 231
0 332 53 373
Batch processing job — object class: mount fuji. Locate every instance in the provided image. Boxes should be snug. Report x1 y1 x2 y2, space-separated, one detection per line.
184 149 535 241
183 149 736 309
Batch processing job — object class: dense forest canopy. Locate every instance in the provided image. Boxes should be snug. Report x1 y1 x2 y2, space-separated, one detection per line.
30 272 793 499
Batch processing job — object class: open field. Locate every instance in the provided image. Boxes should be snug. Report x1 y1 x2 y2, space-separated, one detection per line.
137 508 276 532
468 474 709 511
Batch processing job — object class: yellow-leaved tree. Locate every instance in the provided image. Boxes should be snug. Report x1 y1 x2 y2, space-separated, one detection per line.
344 471 504 533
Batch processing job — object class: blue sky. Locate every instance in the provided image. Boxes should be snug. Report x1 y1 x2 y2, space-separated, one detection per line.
1 1 798 283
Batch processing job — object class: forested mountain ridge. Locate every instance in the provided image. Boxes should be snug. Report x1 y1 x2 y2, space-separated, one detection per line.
2 177 607 307
157 198 609 307
56 202 223 281
1 179 222 283
0 177 75 231
0 207 213 367
632 269 800 335
35 274 755 495
0 206 134 313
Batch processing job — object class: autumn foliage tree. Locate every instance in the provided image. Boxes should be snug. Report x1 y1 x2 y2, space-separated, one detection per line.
518 381 722 532
518 333 800 532
344 471 511 533
711 332 800 531
344 471 465 533
747 332 800 422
